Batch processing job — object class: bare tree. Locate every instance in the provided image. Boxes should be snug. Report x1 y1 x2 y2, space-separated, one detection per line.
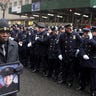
0 0 9 18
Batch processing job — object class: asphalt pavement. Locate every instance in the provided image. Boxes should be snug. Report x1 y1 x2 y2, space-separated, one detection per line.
17 68 90 96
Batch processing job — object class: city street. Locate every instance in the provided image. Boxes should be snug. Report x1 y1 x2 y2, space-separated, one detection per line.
0 0 96 96
18 68 90 96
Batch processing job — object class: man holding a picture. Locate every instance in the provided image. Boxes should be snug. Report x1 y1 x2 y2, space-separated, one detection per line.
0 19 22 96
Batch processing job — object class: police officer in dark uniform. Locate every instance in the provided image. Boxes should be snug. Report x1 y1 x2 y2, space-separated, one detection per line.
29 25 39 70
46 26 60 80
58 24 82 87
77 28 91 91
79 26 96 96
33 23 48 74
10 25 20 42
18 27 29 67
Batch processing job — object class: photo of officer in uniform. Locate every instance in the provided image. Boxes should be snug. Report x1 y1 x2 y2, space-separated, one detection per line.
0 67 19 96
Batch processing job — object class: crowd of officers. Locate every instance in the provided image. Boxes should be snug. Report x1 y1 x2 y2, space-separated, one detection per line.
9 22 96 96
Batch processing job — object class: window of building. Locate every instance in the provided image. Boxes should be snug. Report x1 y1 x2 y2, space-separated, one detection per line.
25 0 29 4
32 0 40 3
9 2 12 7
14 1 17 7
19 0 22 5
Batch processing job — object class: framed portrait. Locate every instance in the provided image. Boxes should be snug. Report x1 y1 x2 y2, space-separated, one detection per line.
0 62 20 96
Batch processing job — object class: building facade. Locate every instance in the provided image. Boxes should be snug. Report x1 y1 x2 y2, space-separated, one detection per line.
0 0 32 25
0 0 96 27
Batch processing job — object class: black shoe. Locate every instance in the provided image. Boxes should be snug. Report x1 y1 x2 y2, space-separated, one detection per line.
91 91 96 96
42 72 48 77
53 76 58 81
66 82 72 88
77 86 85 91
58 80 66 84
32 69 37 73
43 74 48 77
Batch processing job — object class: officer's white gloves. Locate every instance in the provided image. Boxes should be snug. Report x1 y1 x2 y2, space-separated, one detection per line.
88 32 93 40
9 37 14 40
47 33 50 36
35 36 39 40
18 42 23 47
75 49 80 57
27 42 32 47
58 54 63 61
83 54 89 60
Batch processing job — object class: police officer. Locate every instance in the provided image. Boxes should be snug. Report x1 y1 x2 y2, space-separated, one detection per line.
28 25 39 70
58 24 82 87
10 25 20 42
79 26 96 96
33 23 48 74
77 28 91 91
46 26 60 80
18 27 29 67
0 19 23 96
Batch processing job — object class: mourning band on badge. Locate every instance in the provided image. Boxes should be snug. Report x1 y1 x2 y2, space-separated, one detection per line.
0 27 9 30
0 27 10 33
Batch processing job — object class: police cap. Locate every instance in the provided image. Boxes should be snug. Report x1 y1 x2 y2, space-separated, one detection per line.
77 29 83 34
51 26 58 31
58 26 64 30
82 28 90 33
0 67 14 77
37 23 45 28
64 24 72 28
0 19 10 33
91 26 96 32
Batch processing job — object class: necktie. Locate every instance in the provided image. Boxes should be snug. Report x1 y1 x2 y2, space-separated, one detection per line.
2 44 6 56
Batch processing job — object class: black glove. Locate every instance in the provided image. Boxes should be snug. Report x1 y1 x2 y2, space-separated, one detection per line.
14 63 23 75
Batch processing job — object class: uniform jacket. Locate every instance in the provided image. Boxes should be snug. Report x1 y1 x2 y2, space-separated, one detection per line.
28 30 37 48
47 33 59 59
18 31 29 46
58 31 82 58
34 31 48 56
0 39 19 64
79 36 96 68
0 82 18 95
